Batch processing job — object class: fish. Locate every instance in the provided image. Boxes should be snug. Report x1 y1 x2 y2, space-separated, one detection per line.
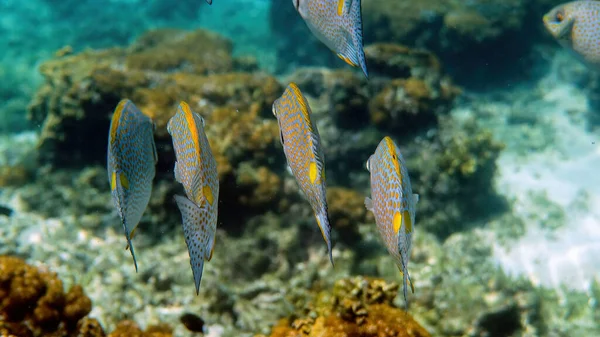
272 82 334 265
107 99 158 272
180 313 207 333
543 1 600 69
167 101 219 295
364 136 419 308
206 0 212 4
293 0 369 78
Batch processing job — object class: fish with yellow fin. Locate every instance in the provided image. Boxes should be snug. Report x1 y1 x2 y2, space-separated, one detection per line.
293 0 368 78
272 82 334 265
107 99 158 272
365 136 419 308
167 101 219 295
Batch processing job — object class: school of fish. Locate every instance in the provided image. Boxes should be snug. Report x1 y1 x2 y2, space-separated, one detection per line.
112 0 600 309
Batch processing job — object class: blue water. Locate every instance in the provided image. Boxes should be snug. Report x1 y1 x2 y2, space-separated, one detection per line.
0 1 599 336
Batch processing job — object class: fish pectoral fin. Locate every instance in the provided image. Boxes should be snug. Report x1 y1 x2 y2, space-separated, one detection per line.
174 194 215 295
364 196 373 211
413 193 420 204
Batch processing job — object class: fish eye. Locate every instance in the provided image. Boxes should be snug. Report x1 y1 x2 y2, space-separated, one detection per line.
556 11 564 22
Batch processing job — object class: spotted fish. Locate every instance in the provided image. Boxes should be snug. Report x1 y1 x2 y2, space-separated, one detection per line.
365 136 419 308
293 0 368 78
272 83 333 265
543 1 600 69
107 99 158 272
167 101 219 295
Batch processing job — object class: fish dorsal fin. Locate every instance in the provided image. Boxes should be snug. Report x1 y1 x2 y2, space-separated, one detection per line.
174 194 215 295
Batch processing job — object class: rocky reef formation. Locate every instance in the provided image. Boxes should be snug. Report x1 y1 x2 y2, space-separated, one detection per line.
0 255 173 337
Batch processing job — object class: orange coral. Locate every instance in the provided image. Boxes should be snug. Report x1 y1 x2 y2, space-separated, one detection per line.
0 256 171 337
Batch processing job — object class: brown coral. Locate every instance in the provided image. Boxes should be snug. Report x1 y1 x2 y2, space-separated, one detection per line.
0 256 92 336
0 256 173 337
262 277 430 337
325 188 371 245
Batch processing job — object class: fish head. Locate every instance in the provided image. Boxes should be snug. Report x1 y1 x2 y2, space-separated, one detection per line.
543 4 576 41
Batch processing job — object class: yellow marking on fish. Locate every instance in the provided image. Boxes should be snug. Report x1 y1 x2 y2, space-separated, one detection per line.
309 162 318 184
403 210 412 234
120 173 129 190
110 100 127 142
180 101 201 158
208 238 215 261
337 0 344 16
384 137 402 182
203 185 214 206
337 53 358 67
111 171 117 191
393 211 402 234
289 83 312 130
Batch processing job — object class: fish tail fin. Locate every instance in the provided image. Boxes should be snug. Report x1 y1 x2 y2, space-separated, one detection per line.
124 226 138 273
398 264 414 310
114 170 139 273
316 211 334 266
174 194 214 295
350 0 368 79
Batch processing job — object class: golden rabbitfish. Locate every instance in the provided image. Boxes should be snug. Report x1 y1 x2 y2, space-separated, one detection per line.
272 82 334 265
294 0 369 78
543 1 600 69
167 101 219 295
365 136 419 307
106 99 158 272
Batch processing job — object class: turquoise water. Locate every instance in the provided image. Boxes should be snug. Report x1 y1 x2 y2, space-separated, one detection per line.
0 1 599 336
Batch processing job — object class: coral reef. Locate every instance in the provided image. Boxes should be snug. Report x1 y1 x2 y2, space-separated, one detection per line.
0 255 92 336
0 255 174 337
258 277 431 337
